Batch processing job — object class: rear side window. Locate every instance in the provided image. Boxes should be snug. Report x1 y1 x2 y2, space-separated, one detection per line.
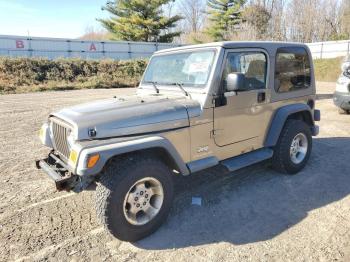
275 47 311 93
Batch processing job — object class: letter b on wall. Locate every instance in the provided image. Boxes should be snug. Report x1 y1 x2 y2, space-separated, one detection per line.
16 40 25 49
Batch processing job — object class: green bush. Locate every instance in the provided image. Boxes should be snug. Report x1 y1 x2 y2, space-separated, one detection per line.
1 56 345 94
0 57 147 94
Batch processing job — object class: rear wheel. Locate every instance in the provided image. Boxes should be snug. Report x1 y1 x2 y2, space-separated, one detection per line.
272 119 312 174
96 155 174 242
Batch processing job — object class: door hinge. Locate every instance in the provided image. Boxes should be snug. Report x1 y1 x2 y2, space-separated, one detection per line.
211 129 222 138
213 95 227 107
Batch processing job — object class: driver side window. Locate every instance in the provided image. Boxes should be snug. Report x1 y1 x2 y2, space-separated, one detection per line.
223 52 267 91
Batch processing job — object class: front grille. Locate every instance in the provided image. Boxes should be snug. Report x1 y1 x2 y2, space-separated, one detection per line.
51 118 71 159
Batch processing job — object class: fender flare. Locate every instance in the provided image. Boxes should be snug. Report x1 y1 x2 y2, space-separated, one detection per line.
76 136 190 177
264 103 314 147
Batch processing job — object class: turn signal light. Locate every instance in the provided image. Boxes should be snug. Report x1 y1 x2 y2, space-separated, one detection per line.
87 154 100 168
69 150 78 165
39 127 44 139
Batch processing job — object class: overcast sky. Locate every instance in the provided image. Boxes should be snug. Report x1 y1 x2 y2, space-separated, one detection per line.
0 0 108 38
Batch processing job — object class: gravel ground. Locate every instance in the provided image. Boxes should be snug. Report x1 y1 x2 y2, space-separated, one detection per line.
0 82 349 261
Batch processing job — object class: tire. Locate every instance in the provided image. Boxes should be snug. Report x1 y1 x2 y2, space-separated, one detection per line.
272 119 312 175
96 154 174 242
338 108 350 114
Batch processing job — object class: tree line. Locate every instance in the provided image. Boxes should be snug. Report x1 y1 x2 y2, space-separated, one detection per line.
89 0 350 44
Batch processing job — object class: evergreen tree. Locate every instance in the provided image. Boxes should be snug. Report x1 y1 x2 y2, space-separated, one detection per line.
98 0 182 42
206 0 246 41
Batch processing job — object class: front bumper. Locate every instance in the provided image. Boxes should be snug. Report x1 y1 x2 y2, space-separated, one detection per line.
311 125 319 136
334 91 350 110
311 109 320 136
36 152 83 192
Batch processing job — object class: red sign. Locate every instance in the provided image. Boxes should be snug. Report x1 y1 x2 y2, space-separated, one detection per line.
89 43 96 51
16 40 24 49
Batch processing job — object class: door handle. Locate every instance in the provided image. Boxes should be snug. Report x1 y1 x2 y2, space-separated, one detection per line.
257 92 266 103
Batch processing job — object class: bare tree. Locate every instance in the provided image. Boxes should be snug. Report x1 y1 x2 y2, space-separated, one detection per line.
177 0 348 44
239 0 286 41
268 0 287 40
319 0 343 40
242 4 271 40
286 0 315 42
340 0 350 38
79 26 109 40
179 0 205 33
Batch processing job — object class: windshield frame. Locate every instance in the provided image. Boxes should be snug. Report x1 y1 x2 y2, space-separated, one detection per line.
139 47 219 93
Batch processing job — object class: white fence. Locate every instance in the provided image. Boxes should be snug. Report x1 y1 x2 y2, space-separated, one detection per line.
0 35 181 60
1 34 349 60
307 40 350 59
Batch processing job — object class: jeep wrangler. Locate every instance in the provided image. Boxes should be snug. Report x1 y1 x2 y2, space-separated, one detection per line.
36 42 320 242
334 55 350 114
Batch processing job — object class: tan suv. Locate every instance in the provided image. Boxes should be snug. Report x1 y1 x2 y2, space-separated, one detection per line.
36 42 320 241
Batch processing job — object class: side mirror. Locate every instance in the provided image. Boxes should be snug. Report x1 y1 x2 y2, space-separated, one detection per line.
226 73 245 92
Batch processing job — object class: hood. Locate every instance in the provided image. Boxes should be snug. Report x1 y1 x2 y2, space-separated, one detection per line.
51 94 201 140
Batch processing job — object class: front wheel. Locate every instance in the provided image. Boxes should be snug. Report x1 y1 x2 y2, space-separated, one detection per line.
95 155 174 242
272 119 312 174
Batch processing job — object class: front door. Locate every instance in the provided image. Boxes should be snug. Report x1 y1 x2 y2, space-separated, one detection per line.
213 50 270 155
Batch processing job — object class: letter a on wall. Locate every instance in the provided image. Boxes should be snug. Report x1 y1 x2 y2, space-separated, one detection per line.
16 40 24 49
89 43 97 51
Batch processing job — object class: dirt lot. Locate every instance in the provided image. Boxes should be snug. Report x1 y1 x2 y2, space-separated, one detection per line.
0 82 349 261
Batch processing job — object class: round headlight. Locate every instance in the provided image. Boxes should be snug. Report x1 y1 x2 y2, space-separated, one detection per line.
342 62 350 73
336 76 350 93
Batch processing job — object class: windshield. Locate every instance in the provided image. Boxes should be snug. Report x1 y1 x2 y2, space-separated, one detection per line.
142 50 216 87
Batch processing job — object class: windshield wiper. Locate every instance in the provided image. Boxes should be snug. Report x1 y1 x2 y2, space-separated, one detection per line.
144 81 159 94
172 83 189 97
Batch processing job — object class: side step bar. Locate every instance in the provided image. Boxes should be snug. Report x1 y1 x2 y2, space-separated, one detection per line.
221 148 273 172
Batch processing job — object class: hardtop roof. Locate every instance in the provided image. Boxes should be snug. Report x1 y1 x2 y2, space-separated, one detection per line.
155 41 309 54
